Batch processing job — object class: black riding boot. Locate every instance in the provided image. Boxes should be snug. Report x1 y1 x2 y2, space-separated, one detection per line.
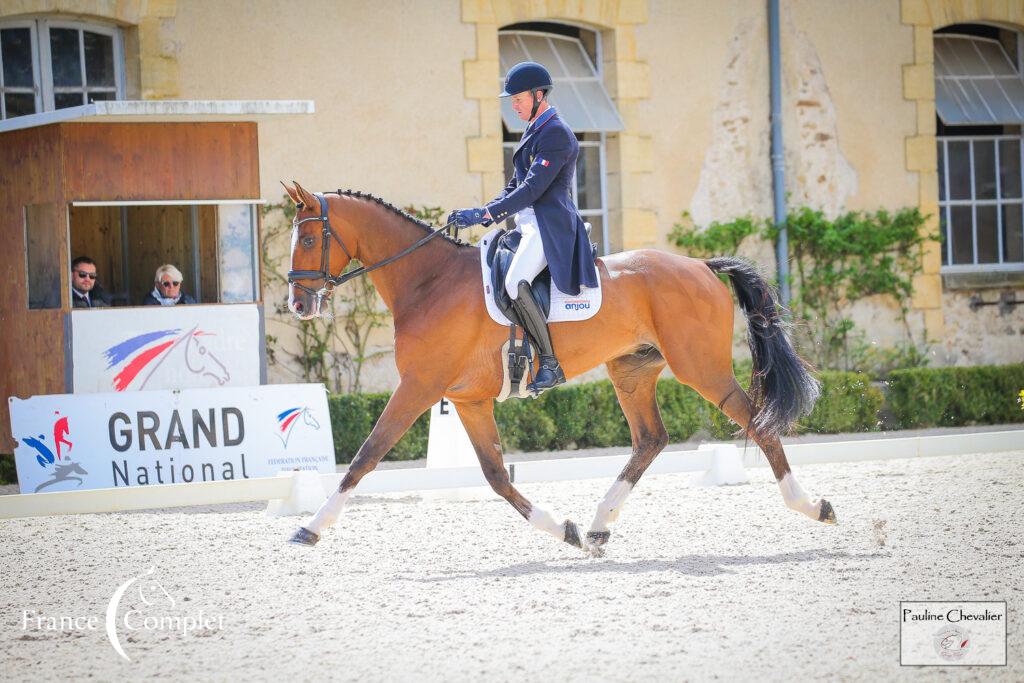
512 280 566 394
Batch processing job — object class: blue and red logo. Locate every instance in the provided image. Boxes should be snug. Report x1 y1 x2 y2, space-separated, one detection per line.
21 411 88 492
275 406 321 447
103 326 229 391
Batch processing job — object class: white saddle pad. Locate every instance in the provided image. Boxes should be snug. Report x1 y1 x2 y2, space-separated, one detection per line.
478 227 602 325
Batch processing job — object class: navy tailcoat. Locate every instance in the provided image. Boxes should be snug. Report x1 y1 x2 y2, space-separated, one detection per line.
485 108 599 296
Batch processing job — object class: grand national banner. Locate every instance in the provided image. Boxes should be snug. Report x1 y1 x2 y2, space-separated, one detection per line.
9 384 335 495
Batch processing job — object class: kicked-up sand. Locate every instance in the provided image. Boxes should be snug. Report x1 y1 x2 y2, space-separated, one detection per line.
1 450 1021 681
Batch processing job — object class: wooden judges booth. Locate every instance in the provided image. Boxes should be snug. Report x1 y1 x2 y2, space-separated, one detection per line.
0 100 312 450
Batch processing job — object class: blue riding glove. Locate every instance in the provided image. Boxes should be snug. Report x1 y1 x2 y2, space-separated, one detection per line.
447 208 488 229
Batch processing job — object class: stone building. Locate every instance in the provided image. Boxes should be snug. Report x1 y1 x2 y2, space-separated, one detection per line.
1 0 1021 392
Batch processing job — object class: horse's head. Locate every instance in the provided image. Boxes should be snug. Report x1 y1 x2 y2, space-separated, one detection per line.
302 408 321 430
283 181 353 320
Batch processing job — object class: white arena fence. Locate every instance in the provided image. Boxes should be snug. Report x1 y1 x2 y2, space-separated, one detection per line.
1 430 1020 520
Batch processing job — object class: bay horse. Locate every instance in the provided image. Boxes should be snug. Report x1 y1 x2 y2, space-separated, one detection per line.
282 182 835 554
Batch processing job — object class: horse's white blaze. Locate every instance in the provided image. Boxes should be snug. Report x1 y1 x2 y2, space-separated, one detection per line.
778 473 818 518
589 479 633 533
528 507 564 539
287 227 299 312
305 489 352 535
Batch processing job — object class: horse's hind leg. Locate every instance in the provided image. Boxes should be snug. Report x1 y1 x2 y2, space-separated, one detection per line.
453 398 590 552
586 348 670 549
690 373 836 525
290 381 438 545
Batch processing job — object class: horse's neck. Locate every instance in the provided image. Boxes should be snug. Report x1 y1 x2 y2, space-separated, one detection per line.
344 200 467 314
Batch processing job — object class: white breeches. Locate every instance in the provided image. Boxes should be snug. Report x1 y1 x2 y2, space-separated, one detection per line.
504 208 548 300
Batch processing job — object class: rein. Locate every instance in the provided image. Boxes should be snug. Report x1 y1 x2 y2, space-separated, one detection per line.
287 193 457 299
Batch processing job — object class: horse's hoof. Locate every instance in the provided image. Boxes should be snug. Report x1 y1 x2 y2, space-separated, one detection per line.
563 520 584 549
288 526 320 546
586 530 611 547
818 499 837 525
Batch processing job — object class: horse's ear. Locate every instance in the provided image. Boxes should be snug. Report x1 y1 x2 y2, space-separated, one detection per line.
292 181 320 214
281 181 301 206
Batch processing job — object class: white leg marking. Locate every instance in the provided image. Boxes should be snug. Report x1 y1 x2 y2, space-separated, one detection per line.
528 507 565 540
778 473 818 519
304 488 351 535
589 479 633 533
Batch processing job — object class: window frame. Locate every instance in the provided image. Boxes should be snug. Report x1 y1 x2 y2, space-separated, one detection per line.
0 17 124 120
0 19 43 119
937 134 1024 272
498 29 623 133
69 199 264 307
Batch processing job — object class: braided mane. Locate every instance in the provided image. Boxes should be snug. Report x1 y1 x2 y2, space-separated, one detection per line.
332 188 473 248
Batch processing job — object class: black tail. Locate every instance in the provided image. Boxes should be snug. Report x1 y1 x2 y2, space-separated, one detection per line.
705 257 820 439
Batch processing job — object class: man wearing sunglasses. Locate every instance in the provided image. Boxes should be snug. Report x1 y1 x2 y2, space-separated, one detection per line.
70 256 111 308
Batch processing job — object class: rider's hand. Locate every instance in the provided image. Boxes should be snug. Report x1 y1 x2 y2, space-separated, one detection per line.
447 208 488 229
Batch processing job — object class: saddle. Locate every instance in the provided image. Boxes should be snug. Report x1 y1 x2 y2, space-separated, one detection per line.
485 229 553 324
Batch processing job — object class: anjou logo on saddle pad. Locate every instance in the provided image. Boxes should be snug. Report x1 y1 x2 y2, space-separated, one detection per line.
479 227 602 326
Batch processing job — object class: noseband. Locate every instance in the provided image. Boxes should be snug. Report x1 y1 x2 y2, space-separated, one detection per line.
287 192 458 302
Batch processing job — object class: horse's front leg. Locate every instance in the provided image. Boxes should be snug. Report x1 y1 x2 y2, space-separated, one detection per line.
453 398 593 554
289 381 439 545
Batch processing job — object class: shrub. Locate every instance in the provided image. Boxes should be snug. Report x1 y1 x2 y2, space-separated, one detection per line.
800 372 883 433
323 364 1022 463
327 392 428 464
887 364 1024 429
495 399 557 452
654 380 707 443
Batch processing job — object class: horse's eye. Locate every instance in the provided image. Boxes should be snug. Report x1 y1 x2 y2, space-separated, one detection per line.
302 236 315 248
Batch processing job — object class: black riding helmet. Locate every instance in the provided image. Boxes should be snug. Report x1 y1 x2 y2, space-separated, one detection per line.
500 61 553 120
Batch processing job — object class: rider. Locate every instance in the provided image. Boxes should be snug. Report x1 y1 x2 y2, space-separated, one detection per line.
449 61 599 394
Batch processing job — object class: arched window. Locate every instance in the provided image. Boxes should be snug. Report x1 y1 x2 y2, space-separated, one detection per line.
0 17 124 120
499 23 623 254
935 24 1024 270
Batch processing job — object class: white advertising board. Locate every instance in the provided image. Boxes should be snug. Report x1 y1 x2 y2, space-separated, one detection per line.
10 384 335 495
71 304 261 394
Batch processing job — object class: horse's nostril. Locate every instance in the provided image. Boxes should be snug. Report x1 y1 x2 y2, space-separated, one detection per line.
295 300 304 313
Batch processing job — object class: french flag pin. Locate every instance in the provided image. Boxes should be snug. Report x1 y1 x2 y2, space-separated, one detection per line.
538 158 550 167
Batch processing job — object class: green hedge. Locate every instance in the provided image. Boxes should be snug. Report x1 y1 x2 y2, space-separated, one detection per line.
886 364 1024 429
2 364 1019 484
328 393 430 463
326 367 887 464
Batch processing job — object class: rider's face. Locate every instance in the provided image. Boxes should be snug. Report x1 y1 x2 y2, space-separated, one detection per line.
510 90 540 121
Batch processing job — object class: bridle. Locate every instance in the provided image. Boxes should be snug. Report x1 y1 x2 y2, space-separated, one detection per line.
287 192 456 305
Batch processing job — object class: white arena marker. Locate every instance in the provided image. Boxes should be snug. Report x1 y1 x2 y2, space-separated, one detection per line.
424 398 490 501
265 470 329 517
691 444 749 486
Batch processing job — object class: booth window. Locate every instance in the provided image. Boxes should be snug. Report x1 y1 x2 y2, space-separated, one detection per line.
0 18 123 120
935 26 1024 271
498 25 623 255
69 201 261 306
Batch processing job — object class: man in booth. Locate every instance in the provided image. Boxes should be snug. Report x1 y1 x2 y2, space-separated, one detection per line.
70 256 111 308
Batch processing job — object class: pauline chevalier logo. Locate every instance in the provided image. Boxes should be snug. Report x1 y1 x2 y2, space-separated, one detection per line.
900 601 1006 666
933 625 971 661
